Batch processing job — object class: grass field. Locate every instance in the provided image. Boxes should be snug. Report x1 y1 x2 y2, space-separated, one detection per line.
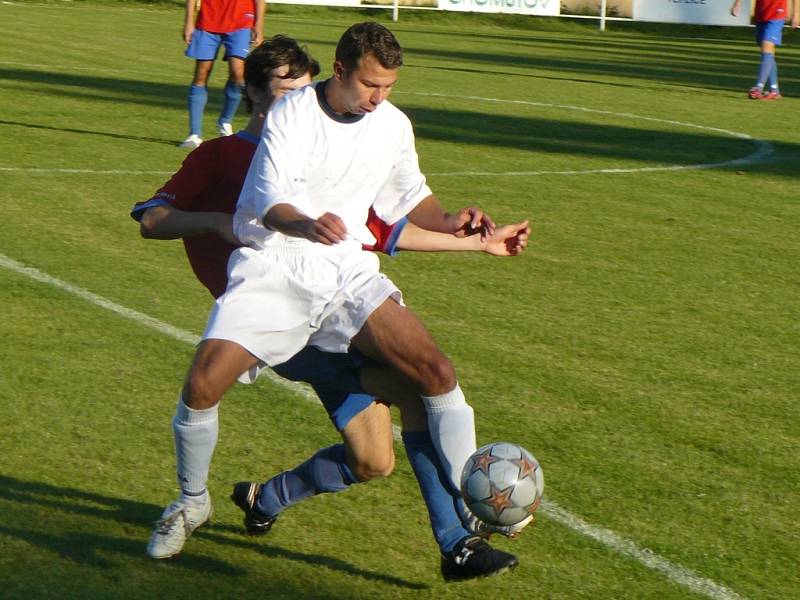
1 2 799 598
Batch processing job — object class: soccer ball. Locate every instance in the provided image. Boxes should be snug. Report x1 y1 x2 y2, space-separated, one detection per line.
460 442 544 527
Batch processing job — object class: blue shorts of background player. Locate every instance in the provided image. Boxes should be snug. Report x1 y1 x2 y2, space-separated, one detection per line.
186 28 252 61
756 19 784 46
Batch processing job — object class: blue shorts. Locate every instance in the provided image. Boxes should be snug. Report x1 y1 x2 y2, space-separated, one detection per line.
271 347 376 432
185 28 251 62
756 20 784 46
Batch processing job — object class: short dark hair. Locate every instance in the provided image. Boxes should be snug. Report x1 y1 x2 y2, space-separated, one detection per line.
243 35 321 112
335 22 403 72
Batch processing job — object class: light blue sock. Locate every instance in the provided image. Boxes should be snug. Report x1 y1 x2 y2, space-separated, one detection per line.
767 60 779 91
188 84 207 137
256 444 358 517
219 80 242 126
403 431 470 554
756 52 775 88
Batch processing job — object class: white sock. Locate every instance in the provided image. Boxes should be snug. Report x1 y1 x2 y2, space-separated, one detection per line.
173 394 218 500
421 383 476 492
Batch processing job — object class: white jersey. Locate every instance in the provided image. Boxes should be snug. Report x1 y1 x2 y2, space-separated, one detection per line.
234 80 432 250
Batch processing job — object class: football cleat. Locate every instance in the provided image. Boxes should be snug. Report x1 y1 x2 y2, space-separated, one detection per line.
441 536 519 582
147 495 212 559
179 134 203 149
747 86 765 100
760 90 782 101
230 481 277 536
217 121 233 136
463 510 534 539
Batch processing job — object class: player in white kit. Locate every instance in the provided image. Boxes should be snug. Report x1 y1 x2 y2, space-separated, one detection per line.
156 22 517 578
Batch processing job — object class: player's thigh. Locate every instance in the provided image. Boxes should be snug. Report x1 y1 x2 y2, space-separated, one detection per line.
352 298 455 391
182 338 258 408
359 363 427 432
341 402 395 480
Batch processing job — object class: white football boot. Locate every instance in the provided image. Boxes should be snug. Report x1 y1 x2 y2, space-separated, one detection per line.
147 495 212 559
179 134 203 149
216 121 233 136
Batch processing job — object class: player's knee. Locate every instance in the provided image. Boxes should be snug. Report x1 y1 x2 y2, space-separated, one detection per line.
417 352 456 395
182 370 222 410
352 451 395 481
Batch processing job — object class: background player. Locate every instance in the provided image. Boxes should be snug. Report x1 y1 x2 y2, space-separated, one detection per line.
180 0 266 148
731 0 799 99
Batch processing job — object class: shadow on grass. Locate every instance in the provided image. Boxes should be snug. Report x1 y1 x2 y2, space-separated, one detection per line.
3 65 800 178
0 474 427 590
0 119 177 147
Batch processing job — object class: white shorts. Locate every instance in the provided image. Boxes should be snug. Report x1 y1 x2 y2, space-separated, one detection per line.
203 244 402 368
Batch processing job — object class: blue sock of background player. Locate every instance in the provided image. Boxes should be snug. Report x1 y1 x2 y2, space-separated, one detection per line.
188 84 207 137
756 52 775 90
219 80 242 127
766 57 779 91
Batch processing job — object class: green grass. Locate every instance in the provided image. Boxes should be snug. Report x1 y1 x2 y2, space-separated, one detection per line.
1 1 799 598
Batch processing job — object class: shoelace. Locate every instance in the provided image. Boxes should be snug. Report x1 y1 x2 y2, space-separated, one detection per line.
154 505 190 536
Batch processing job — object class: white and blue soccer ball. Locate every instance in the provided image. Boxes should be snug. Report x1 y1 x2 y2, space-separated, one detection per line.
460 442 544 527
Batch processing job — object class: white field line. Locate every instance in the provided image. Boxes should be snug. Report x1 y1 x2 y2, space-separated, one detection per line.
0 251 747 600
0 94 772 178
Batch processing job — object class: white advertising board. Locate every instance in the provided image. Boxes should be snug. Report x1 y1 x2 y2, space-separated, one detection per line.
438 0 559 17
633 0 751 26
269 0 360 6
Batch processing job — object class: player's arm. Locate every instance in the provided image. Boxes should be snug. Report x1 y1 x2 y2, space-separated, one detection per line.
252 0 266 45
730 0 741 16
792 0 799 28
183 0 197 44
397 221 530 256
406 194 496 240
263 203 347 245
139 205 238 245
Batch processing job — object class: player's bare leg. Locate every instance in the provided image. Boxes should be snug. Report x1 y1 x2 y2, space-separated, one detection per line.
352 298 476 492
341 401 395 481
148 338 258 559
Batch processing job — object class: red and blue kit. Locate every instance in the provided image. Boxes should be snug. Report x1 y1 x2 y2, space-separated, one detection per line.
196 0 257 34
755 0 787 22
131 132 406 298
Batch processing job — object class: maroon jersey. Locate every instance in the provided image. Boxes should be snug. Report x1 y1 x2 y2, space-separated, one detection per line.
132 133 405 298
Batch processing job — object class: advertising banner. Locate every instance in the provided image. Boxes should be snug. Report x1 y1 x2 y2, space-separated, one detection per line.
269 0 361 6
438 0 559 17
633 0 751 26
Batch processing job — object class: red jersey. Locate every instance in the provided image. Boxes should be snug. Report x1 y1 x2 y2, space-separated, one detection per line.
196 0 257 34
132 133 405 298
755 0 787 22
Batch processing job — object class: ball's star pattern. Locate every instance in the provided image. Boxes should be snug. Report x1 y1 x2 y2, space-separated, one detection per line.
470 448 501 476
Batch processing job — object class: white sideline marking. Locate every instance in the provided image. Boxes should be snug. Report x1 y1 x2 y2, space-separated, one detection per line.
0 252 746 600
398 92 773 177
0 96 771 178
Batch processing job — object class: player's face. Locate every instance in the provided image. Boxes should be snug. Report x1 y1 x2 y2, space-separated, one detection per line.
268 65 313 105
333 53 398 115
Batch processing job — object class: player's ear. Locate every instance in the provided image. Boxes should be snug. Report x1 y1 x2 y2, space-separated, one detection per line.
333 60 345 81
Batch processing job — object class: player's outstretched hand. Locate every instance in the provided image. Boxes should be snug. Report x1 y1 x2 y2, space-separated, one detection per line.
305 212 347 245
450 206 496 240
483 220 530 256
